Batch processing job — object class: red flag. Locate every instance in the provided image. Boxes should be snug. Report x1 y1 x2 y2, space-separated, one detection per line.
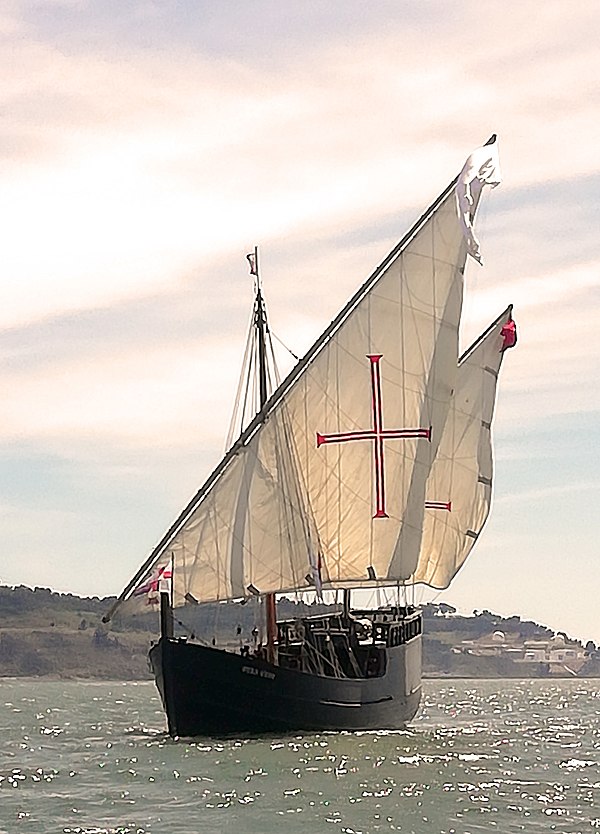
132 564 171 605
500 317 517 351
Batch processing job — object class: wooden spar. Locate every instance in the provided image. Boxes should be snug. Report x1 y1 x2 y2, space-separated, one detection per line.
160 591 173 639
253 249 278 664
342 588 351 621
159 554 174 639
254 245 269 409
265 592 278 664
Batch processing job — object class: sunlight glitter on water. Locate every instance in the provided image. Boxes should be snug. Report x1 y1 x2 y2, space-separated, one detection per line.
0 679 598 834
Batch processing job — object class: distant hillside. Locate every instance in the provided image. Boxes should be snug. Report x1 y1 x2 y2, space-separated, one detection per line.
0 585 598 679
421 604 600 679
0 585 151 678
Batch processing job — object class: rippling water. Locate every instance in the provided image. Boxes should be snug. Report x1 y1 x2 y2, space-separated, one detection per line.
1 678 599 834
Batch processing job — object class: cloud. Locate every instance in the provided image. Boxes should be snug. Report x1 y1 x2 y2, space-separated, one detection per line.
495 480 600 506
1 0 599 332
1 0 599 642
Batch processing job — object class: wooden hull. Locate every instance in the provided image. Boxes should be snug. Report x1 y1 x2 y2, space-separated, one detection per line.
149 634 422 737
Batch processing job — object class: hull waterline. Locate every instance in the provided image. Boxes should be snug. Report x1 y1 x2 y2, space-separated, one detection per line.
149 635 422 737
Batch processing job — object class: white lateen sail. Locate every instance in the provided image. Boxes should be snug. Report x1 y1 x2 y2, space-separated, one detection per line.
106 137 504 619
414 306 516 588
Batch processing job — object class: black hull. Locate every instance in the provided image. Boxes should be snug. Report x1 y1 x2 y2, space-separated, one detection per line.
149 635 422 737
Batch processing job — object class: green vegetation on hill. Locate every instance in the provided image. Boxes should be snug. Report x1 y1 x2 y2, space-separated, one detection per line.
0 585 153 678
0 585 598 679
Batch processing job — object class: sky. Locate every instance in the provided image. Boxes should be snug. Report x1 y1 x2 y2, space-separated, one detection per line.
1 0 599 642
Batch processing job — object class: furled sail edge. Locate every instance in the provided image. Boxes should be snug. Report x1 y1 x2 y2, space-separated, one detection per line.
103 136 495 623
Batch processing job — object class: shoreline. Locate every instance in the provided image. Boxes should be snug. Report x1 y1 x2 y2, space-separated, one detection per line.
1 673 599 682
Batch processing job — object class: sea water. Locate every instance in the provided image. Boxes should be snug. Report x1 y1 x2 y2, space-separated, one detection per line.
0 678 599 834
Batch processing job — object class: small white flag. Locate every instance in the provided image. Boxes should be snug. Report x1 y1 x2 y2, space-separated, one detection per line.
456 136 502 265
246 252 257 275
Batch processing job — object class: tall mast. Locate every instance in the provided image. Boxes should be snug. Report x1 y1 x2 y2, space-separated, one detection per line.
252 246 278 665
252 246 269 411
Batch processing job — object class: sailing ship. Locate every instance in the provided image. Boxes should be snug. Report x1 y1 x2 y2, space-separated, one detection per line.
104 136 515 736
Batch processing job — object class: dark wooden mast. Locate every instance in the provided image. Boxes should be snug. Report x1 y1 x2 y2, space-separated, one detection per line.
252 246 279 666
253 247 269 413
159 558 173 639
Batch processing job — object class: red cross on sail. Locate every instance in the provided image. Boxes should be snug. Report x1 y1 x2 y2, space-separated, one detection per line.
425 501 452 511
316 354 431 519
